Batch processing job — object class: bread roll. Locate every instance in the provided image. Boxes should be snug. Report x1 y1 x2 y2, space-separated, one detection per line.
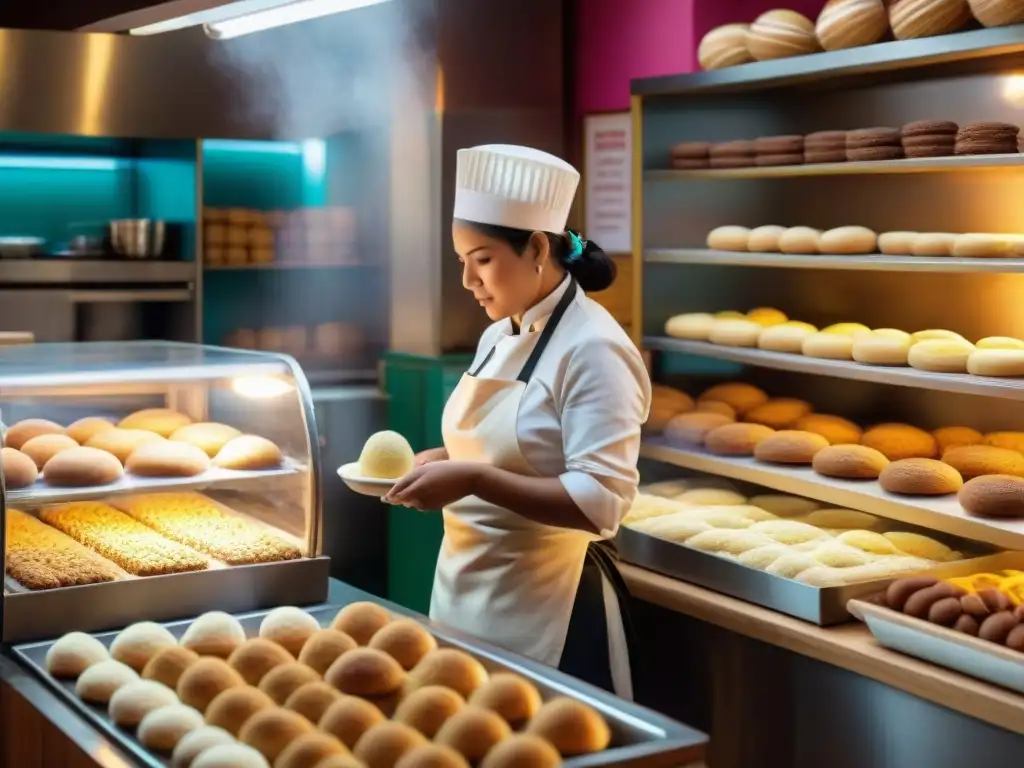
878 231 917 255
757 321 818 353
66 417 115 445
959 475 1024 518
934 426 983 452
704 423 776 456
698 23 755 70
812 444 890 478
87 428 165 463
747 225 787 252
985 431 1024 453
889 0 971 39
706 226 750 251
968 0 1024 26
977 336 1024 350
170 423 243 457
665 412 734 446
908 339 975 373
118 408 192 438
43 447 124 487
212 435 283 471
126 441 211 478
822 322 871 336
852 332 911 365
862 423 938 461
21 433 79 470
816 0 889 50
911 232 956 256
698 382 768 414
754 430 830 464
696 401 737 420
746 10 820 60
952 233 1014 258
744 398 813 429
942 445 1024 478
880 458 963 495
968 348 1024 377
2 447 38 489
747 307 788 327
910 329 969 344
819 226 878 255
708 319 762 347
779 227 821 254
802 332 854 360
665 313 715 340
5 419 65 450
794 413 862 445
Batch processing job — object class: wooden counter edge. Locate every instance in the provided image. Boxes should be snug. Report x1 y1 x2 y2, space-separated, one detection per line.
620 563 1024 736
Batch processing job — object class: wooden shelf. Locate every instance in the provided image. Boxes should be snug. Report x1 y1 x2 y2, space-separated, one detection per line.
205 263 368 271
646 248 1024 273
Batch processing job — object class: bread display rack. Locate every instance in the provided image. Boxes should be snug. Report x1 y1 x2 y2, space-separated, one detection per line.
628 26 1024 598
0 341 328 643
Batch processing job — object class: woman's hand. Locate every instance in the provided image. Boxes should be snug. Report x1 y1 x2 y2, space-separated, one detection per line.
414 447 449 467
385 461 481 511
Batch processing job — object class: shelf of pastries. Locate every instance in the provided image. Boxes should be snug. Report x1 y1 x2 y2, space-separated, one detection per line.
6 594 707 768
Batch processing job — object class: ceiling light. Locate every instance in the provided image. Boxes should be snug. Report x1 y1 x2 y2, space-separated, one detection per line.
204 0 390 39
129 0 287 35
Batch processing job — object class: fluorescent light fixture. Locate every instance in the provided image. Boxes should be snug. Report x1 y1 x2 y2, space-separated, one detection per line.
129 0 289 35
231 375 295 398
0 156 127 171
204 0 390 39
203 139 304 154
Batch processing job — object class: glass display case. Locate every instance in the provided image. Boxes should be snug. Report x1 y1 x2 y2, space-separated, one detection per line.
0 341 328 643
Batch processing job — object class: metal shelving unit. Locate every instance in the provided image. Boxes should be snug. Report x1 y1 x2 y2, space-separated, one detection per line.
645 249 1024 274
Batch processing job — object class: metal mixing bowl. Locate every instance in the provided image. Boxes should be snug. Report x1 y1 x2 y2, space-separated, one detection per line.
109 219 166 259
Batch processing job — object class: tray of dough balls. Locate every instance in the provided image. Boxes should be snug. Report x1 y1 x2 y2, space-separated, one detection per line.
12 602 703 768
848 571 1024 695
1 409 305 505
617 478 1021 626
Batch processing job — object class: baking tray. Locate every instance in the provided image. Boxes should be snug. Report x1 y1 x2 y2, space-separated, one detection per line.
10 602 707 768
616 525 1024 625
849 599 1024 695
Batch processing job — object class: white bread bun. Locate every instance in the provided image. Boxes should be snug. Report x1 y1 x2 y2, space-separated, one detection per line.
665 313 715 340
910 329 969 345
708 319 763 347
967 348 1024 377
757 321 818 353
978 336 1024 349
908 339 975 373
746 307 788 327
819 226 878 255
911 232 955 256
889 0 971 39
816 0 889 50
966 0 1024 26
698 382 768 414
952 233 1014 258
802 332 855 360
707 226 750 251
822 322 871 336
698 24 755 70
746 10 820 60
747 225 787 252
779 227 822 254
878 231 917 255
852 332 911 365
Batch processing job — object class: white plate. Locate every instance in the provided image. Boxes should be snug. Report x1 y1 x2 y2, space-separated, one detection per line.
849 599 1024 694
337 463 396 498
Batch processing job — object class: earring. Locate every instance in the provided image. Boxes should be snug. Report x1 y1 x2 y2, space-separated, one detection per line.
535 264 542 274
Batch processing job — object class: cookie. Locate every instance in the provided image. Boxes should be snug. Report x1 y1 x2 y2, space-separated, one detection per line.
955 139 1018 156
710 156 755 169
957 121 1019 141
902 134 955 148
755 135 804 154
804 130 848 148
755 153 805 166
848 146 905 162
904 144 955 158
846 127 902 148
672 158 711 170
902 120 958 138
805 150 848 164
672 141 711 159
710 140 756 157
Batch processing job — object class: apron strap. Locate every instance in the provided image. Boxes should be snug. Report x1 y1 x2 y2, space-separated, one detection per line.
586 540 641 700
518 278 577 384
587 541 640 656
467 345 497 378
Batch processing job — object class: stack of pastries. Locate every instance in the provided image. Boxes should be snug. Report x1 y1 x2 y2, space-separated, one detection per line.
43 603 611 768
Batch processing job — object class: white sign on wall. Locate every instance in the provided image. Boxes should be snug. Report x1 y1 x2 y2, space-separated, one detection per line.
583 112 632 255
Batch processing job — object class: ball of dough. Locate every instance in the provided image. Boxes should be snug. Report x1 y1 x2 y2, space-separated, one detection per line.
812 444 890 479
355 722 429 768
75 659 139 703
748 494 821 517
911 232 956 256
819 226 878 255
889 0 971 40
228 638 295 686
170 422 243 458
664 313 715 340
977 336 1024 350
42 446 124 487
259 606 321 657
398 745 470 768
368 619 438 671
276 732 349 768
171 725 235 768
331 601 393 645
66 417 116 445
959 475 1024 518
180 611 247 658
205 686 276 736
325 647 405 702
46 631 110 678
21 433 79 470
816 0 889 50
704 423 776 456
706 225 750 251
908 339 975 373
753 430 830 464
435 706 512 764
1 447 38 489
757 321 818 353
878 231 916 255
749 519 830 546
968 0 1024 26
880 458 964 495
4 419 65 450
86 428 165 463
664 412 734 446
747 225 787 252
468 673 543 728
968 348 1024 377
480 735 562 768
747 307 788 327
686 528 774 555
708 319 763 347
143 646 200 690
406 648 489 699
802 332 854 360
357 431 414 479
298 629 358 676
744 398 813 429
698 23 754 70
126 440 211 478
698 382 768 414
177 657 246 713
674 487 747 506
118 408 193 437
238 707 314 763
852 332 911 365
284 681 342 724
952 233 1014 258
111 621 178 672
192 744 270 768
213 435 284 471
942 445 1024 478
779 227 822 254
138 703 205 752
319 695 386 749
526 697 611 756
746 9 819 60
861 423 938 460
934 426 983 452
109 679 179 727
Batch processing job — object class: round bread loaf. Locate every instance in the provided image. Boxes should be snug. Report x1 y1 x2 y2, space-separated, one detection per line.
43 447 124 487
984 431 1024 452
259 661 320 705
353 721 428 768
747 307 788 327
977 336 1024 349
819 225 878 254
812 444 890 478
142 646 199 690
118 408 192 438
911 232 956 256
757 321 818 353
698 382 768 414
66 417 116 445
747 225 787 252
968 348 1024 377
480 735 563 768
908 339 975 373
137 703 205 752
778 226 822 254
704 423 776 456
526 697 611 756
665 412 734 446
86 428 165 463
46 631 110 679
698 23 755 70
852 332 911 365
967 0 1024 26
952 233 1014 257
5 419 65 450
319 695 386 749
284 681 342 724
878 231 917 255
753 430 830 464
708 319 763 347
695 400 737 419
794 413 863 445
177 657 246 713
297 629 358 676
744 398 813 429
126 440 211 478
644 406 679 435
212 435 283 471
238 707 314 763
880 458 964 495
816 0 889 50
435 706 512 763
889 0 971 39
706 225 750 251
2 447 38 489
652 384 695 412
170 422 243 458
746 9 820 60
942 444 1024 478
20 433 79 470
180 611 246 658
369 619 437 671
934 426 983 452
259 606 321 657
664 313 715 340
170 725 235 768
802 332 854 359
910 329 969 344
861 423 938 460
959 474 1024 517
109 679 179 728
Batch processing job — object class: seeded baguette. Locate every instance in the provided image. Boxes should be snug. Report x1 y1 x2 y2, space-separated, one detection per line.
40 502 208 576
5 508 121 589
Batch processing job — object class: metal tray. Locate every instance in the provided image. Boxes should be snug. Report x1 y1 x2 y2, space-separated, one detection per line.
617 525 1023 625
11 600 707 768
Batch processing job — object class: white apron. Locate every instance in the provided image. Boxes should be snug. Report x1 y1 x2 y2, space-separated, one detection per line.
429 279 634 699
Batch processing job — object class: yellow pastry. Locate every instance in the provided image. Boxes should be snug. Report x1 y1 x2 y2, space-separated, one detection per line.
674 488 747 506
797 508 883 531
808 541 871 568
910 329 970 345
737 544 792 570
686 529 775 556
748 519 830 546
757 322 818 353
836 529 902 555
821 322 871 336
746 307 788 327
976 336 1024 350
630 514 713 542
884 532 960 562
908 339 975 373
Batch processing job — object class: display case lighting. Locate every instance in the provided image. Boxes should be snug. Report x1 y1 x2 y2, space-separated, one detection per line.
204 0 390 39
0 156 128 171
231 375 295 398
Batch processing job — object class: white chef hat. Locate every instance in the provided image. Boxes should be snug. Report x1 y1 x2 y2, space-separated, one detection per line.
454 144 581 234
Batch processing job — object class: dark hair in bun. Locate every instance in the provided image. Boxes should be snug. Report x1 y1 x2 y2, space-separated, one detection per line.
458 221 617 293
